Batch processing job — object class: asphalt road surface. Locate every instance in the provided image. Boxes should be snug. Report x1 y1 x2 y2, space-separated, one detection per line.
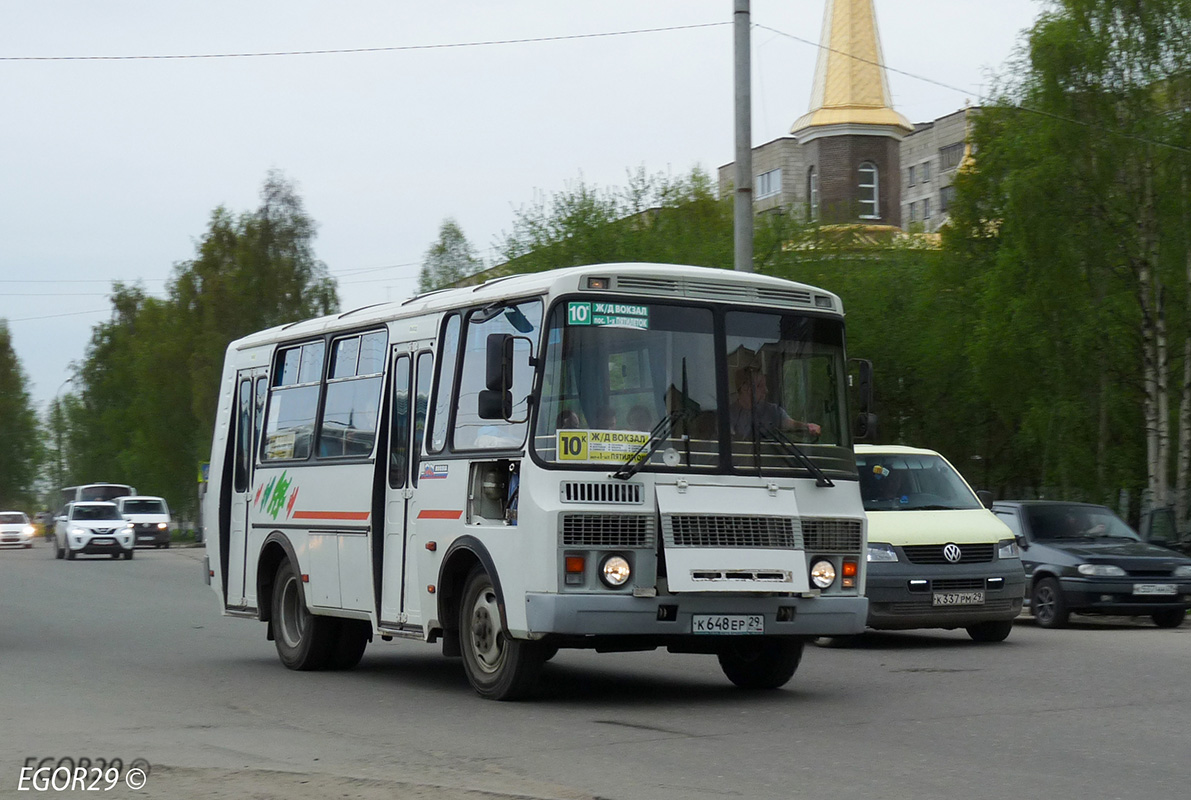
1 541 1187 800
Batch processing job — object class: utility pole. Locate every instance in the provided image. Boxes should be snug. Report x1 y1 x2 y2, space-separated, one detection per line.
733 0 753 272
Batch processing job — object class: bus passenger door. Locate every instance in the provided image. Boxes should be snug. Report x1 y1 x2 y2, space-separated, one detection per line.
227 369 267 608
380 349 432 626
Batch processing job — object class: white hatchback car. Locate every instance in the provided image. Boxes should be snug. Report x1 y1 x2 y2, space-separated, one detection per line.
0 512 36 548
54 502 135 560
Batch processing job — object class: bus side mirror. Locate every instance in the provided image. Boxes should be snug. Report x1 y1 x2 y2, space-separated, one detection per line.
480 333 515 421
850 358 877 440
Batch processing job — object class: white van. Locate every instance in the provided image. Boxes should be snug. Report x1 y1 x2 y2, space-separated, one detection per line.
116 496 172 548
856 445 1025 642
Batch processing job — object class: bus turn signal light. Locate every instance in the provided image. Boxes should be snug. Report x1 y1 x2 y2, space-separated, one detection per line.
842 560 858 577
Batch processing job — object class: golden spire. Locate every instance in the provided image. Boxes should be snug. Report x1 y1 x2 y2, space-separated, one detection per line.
791 0 913 137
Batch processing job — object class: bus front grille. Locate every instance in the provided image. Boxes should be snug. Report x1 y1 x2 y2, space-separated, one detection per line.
801 518 863 553
560 514 655 548
560 481 644 504
662 515 802 549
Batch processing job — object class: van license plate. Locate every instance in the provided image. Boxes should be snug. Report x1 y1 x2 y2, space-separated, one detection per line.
692 615 764 635
1133 584 1176 595
932 591 985 606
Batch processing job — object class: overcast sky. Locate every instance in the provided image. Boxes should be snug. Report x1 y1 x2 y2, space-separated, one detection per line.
1 0 1043 410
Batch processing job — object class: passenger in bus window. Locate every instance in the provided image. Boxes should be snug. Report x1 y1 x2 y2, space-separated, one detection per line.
729 370 821 439
626 404 653 432
595 407 617 430
556 409 581 430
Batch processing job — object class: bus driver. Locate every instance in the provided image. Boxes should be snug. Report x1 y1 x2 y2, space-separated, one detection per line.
729 370 821 440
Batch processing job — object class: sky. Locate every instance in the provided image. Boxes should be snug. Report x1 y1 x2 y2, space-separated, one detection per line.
1 0 1044 411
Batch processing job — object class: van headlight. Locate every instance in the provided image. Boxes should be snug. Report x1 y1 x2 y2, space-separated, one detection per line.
866 543 898 563
157 522 168 530
810 559 837 589
997 539 1020 559
1077 564 1126 577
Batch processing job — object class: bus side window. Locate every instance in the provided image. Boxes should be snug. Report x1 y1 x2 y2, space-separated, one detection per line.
389 355 412 488
234 378 252 493
318 330 387 459
453 300 542 450
429 315 461 453
412 352 433 486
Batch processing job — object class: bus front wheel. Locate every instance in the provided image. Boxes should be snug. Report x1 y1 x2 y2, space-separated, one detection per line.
459 566 544 700
272 557 336 671
717 638 804 690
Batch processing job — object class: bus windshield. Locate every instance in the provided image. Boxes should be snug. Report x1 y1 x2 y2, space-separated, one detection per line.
533 299 855 478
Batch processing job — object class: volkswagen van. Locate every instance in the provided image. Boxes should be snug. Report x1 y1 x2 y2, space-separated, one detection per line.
856 445 1025 642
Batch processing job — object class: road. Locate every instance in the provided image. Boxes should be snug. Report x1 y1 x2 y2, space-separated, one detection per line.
1 541 1187 800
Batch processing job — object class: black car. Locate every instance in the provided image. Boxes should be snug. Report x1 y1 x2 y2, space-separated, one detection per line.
992 500 1191 628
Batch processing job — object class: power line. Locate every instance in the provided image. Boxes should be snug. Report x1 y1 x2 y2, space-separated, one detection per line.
0 22 729 62
6 309 110 323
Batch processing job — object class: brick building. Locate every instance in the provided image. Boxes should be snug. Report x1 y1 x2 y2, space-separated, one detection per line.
718 0 971 233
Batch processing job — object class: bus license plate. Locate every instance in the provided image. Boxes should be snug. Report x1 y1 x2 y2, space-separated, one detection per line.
1133 583 1176 595
932 591 985 606
692 615 764 635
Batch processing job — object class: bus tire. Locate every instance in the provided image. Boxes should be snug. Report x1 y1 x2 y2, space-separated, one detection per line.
717 638 803 690
459 566 544 700
326 619 371 670
272 557 335 671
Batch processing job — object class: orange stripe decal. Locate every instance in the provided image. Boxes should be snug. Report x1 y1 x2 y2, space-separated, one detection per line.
291 510 371 521
417 510 463 520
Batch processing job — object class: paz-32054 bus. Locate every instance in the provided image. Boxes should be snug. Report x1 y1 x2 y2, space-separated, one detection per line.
203 263 869 699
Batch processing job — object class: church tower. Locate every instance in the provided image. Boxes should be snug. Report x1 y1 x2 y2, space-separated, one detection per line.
791 0 913 227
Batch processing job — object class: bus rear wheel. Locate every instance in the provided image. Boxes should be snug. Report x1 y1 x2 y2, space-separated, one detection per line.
272 557 336 671
717 638 804 690
459 566 544 700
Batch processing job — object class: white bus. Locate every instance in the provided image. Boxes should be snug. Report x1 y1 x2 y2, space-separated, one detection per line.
59 483 137 511
203 263 870 699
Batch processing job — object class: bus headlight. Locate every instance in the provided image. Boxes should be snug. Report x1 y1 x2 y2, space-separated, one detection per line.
810 559 836 589
600 555 632 587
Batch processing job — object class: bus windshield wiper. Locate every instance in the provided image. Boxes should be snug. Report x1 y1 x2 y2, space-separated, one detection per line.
759 425 834 487
612 411 688 481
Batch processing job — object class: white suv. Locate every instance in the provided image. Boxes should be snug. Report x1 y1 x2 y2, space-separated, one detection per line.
54 502 135 560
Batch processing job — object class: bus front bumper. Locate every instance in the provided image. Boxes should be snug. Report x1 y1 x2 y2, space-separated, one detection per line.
524 592 867 638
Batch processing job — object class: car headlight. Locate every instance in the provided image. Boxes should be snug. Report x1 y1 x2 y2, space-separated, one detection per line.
997 538 1020 559
810 559 837 589
599 554 631 587
1174 565 1191 577
1077 563 1126 577
866 542 898 563
71 527 86 536
23 526 35 536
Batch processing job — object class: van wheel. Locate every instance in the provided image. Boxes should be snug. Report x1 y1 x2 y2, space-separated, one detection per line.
459 566 544 700
718 638 804 689
272 557 335 670
1031 577 1069 628
1151 608 1186 628
966 620 1014 642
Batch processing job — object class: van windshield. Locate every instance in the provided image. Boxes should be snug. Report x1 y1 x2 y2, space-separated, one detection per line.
122 499 166 514
856 453 981 512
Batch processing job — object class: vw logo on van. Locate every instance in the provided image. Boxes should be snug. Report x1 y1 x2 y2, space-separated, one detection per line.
943 543 963 563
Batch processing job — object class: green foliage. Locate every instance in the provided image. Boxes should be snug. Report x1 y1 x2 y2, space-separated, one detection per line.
418 218 484 292
0 321 43 508
496 167 734 273
56 171 338 520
